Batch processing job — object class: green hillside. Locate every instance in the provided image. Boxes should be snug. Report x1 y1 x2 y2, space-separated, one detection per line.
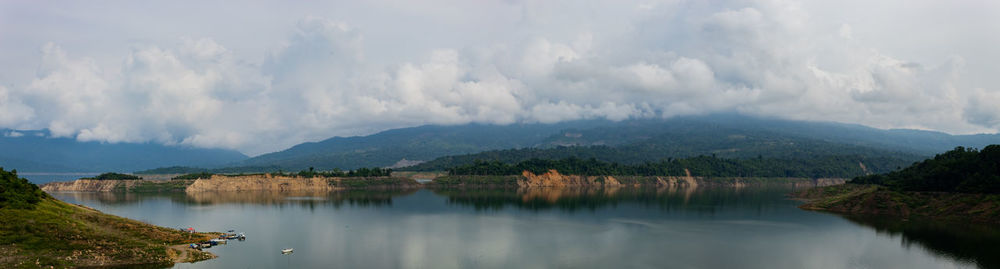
404 128 922 175
798 146 1000 223
850 145 1000 193
0 168 215 268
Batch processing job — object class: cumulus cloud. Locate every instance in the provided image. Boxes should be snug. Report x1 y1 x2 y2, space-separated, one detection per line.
0 0 998 154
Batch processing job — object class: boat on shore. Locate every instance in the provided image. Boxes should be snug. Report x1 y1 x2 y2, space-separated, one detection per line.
221 231 247 240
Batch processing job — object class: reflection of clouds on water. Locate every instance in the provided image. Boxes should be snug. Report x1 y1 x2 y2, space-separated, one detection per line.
50 188 989 269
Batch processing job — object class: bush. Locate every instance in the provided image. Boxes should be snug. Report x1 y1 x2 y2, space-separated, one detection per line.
0 167 47 209
85 172 142 180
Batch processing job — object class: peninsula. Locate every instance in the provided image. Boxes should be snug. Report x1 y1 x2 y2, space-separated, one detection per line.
797 146 1000 223
1 168 217 268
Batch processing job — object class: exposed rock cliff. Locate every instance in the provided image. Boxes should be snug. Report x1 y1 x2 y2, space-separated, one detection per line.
185 174 336 192
40 179 177 192
42 175 421 193
42 172 839 192
434 170 845 188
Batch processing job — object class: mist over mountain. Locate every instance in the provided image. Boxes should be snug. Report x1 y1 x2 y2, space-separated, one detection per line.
144 114 1000 173
0 130 248 172
537 115 1000 155
231 121 615 171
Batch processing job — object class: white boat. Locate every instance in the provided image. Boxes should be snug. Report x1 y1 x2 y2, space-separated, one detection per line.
210 238 227 244
281 248 294 254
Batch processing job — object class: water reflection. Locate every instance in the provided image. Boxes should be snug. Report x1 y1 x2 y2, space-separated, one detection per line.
433 186 796 213
48 187 997 269
844 216 1000 269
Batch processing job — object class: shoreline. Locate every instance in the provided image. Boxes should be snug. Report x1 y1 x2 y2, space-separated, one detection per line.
793 184 1000 224
1 197 220 268
40 170 845 193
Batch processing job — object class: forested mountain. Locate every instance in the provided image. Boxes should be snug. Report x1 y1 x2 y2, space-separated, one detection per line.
539 115 1000 155
140 114 999 172
0 129 248 172
403 130 921 175
231 121 613 171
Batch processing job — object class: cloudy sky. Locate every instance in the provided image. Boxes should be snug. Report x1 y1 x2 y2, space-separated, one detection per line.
1 0 999 155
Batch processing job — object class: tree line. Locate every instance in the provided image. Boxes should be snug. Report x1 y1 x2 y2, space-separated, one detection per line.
850 145 1000 193
84 172 142 180
171 167 394 180
447 155 886 178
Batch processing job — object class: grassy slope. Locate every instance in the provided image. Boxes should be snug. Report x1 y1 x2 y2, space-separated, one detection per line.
796 184 1000 223
0 197 214 268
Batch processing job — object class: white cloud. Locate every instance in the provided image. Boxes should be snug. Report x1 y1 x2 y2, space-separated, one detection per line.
3 130 24 137
0 0 998 155
0 86 34 127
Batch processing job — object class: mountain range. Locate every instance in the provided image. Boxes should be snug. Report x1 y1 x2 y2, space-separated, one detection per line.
4 114 999 173
0 130 247 172
157 114 1000 173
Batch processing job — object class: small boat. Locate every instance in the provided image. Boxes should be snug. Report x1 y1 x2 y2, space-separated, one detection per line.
210 238 227 244
237 232 246 240
200 243 212 248
281 248 294 254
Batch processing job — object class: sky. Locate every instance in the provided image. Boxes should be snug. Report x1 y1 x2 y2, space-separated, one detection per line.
1 0 999 155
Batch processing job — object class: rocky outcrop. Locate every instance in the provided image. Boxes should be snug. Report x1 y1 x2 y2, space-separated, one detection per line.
42 175 421 193
184 175 421 192
42 172 841 192
185 174 336 192
42 179 147 192
435 170 846 189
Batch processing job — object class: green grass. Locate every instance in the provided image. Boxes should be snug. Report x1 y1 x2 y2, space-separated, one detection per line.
1 198 213 268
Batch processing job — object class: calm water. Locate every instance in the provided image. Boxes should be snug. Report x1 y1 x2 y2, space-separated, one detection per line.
49 187 999 269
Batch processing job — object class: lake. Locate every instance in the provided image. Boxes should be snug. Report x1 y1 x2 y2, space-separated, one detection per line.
49 186 998 269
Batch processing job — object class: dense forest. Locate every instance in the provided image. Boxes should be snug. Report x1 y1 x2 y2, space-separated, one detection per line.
402 125 925 173
171 167 394 180
850 145 1000 193
83 172 142 180
446 155 895 178
0 168 46 209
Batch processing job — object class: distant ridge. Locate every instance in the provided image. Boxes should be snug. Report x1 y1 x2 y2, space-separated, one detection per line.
0 129 248 172
141 114 1000 173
